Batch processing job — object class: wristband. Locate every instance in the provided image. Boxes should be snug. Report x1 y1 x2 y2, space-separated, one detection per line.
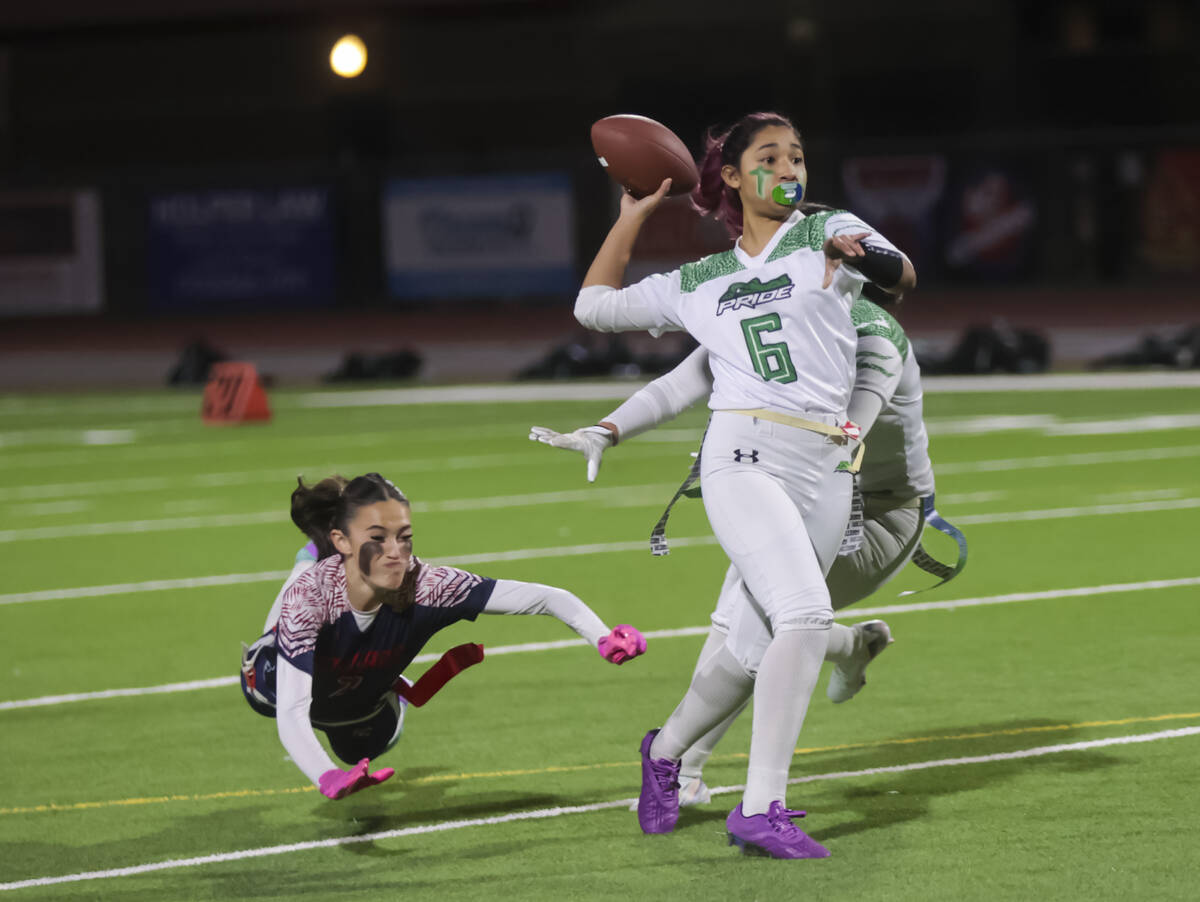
849 243 904 289
596 421 620 446
861 281 900 306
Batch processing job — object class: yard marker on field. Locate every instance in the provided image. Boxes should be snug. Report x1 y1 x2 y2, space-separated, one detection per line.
2 726 1197 892
201 362 271 425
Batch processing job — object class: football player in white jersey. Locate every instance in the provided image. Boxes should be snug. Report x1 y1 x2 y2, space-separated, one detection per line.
573 111 915 858
533 295 967 806
240 472 646 799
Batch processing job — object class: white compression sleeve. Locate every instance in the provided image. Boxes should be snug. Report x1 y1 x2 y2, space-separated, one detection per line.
846 390 885 438
849 333 904 436
482 579 609 647
275 657 339 786
603 348 711 443
574 280 681 335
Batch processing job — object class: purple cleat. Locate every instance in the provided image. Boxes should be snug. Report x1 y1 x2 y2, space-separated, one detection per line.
637 729 681 834
726 801 831 859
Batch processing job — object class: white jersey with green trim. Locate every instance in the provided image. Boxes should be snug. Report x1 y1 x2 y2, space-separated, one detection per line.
576 208 905 418
851 299 935 498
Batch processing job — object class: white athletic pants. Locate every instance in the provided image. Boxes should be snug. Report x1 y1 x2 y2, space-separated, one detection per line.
711 502 922 674
826 503 923 609
700 410 852 669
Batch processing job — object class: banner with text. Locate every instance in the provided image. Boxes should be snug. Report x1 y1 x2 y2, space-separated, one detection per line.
0 190 104 316
383 173 575 299
842 155 946 278
147 187 335 309
942 162 1039 280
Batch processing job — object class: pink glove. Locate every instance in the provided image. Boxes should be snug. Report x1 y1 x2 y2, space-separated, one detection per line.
598 624 646 665
318 758 395 800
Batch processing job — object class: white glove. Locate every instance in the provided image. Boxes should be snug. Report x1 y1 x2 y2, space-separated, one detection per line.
529 425 614 483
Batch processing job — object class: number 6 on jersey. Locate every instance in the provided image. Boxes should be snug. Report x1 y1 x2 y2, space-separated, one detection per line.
740 313 797 384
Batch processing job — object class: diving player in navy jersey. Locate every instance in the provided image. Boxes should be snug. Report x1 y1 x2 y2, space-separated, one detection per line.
240 472 645 800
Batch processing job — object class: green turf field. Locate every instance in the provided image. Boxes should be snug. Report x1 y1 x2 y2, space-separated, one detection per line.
2 377 1198 901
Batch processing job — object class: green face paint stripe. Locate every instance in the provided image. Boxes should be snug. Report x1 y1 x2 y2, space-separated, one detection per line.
748 166 773 198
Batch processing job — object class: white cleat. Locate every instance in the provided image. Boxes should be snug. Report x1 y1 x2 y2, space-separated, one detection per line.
679 777 712 807
827 620 893 704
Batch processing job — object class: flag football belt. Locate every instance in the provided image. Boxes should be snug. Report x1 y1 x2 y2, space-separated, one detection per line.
241 635 484 724
649 410 864 556
315 644 485 727
900 493 969 596
394 642 484 707
729 408 866 475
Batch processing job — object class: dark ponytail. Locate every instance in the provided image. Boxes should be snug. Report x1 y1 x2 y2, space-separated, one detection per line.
691 111 803 239
290 473 409 560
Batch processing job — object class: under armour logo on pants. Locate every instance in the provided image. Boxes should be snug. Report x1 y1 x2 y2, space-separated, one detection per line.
733 449 759 463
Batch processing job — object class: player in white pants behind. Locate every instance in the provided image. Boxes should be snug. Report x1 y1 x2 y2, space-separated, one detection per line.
573 110 916 858
533 294 967 807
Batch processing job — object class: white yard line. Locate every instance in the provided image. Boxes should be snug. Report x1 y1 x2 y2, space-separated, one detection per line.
3 491 1199 545
924 415 1059 435
290 373 1200 408
1 371 1197 422
5 439 1198 504
295 383 645 408
951 496 1200 525
845 576 1200 618
2 576 1195 712
0 538 724 607
1046 413 1200 435
920 373 1200 391
2 725 1196 892
933 444 1200 475
0 570 294 608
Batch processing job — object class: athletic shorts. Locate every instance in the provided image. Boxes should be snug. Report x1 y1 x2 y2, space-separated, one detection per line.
239 633 406 765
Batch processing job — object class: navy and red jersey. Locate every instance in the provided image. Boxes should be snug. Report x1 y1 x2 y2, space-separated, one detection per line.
274 554 495 723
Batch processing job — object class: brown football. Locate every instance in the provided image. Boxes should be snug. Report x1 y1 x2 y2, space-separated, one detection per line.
590 114 699 199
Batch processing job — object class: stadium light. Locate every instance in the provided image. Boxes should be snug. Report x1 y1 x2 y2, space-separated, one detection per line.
330 35 367 78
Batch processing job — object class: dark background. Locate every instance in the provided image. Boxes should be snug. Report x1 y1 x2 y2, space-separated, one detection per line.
0 0 1197 378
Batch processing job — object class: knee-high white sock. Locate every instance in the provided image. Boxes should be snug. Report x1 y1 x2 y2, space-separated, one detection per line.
742 627 829 816
679 698 750 782
678 624 859 780
650 638 754 762
824 623 857 665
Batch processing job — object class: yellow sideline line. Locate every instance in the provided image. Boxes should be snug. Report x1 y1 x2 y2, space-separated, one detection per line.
3 711 1197 817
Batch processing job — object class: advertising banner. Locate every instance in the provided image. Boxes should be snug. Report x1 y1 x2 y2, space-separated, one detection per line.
1141 148 1200 272
0 190 104 316
147 187 335 308
842 155 946 276
383 173 574 298
942 163 1038 279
